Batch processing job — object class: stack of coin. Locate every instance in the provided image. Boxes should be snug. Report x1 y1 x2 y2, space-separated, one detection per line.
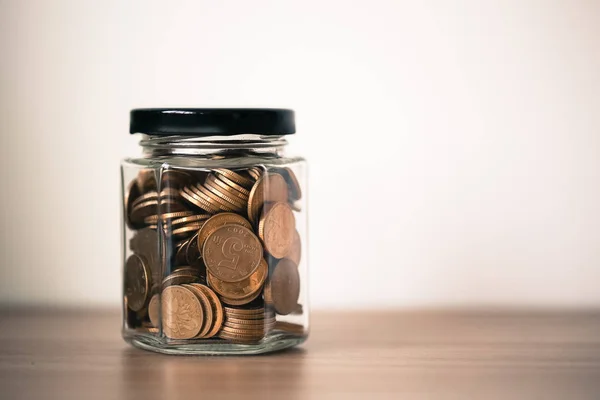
124 166 306 342
218 307 276 343
161 284 223 339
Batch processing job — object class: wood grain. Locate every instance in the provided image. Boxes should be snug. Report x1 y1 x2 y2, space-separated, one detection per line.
0 309 599 399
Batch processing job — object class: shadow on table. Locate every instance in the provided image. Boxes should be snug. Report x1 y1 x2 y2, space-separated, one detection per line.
119 346 308 399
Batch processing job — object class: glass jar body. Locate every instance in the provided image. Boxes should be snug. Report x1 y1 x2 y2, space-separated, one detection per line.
121 135 308 355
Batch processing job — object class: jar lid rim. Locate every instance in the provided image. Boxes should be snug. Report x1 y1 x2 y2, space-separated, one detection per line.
130 108 295 136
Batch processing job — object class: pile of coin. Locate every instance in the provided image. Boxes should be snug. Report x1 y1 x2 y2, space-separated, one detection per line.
124 166 305 343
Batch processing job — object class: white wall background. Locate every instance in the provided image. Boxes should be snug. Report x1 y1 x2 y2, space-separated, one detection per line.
1 0 599 309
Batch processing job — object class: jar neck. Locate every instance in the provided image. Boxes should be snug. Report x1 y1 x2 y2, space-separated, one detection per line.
139 134 288 157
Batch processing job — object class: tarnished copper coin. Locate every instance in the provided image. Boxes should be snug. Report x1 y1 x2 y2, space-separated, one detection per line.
124 254 151 312
191 284 223 338
148 294 160 328
258 202 295 258
161 285 203 339
207 258 267 300
270 258 300 315
197 213 252 254
203 225 263 282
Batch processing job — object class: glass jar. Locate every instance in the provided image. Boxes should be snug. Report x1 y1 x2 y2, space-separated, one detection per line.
121 109 308 355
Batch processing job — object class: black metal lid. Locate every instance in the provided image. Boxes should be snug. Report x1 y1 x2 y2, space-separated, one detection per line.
130 108 295 136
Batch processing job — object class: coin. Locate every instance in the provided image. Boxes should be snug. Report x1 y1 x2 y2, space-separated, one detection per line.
247 167 262 181
263 281 273 304
285 230 302 265
191 284 223 338
203 224 263 282
223 307 267 319
270 258 300 315
180 187 220 213
207 258 267 300
124 178 142 229
124 254 151 312
283 167 302 201
247 173 289 225
210 173 250 197
182 284 213 338
172 223 203 238
214 168 254 189
148 294 160 328
144 211 195 225
136 169 156 192
197 213 252 254
225 317 276 326
161 169 193 188
194 184 239 212
219 289 262 306
258 202 295 258
203 178 247 209
161 285 203 339
131 190 159 207
130 199 159 223
184 232 202 266
161 269 200 288
171 214 211 227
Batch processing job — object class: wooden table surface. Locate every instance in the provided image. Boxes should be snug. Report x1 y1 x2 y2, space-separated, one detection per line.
1 309 599 399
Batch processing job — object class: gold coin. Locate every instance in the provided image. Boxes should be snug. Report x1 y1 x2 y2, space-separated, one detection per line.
161 285 203 339
203 181 247 212
214 168 254 189
191 284 223 338
131 190 158 208
258 202 295 258
210 173 250 197
194 184 239 212
247 173 289 225
171 214 211 227
218 332 262 343
188 185 234 213
207 259 267 300
221 326 267 336
247 167 263 181
144 211 195 225
219 289 262 306
182 284 213 338
125 254 151 312
148 294 160 328
270 258 300 315
285 230 302 265
223 306 266 317
197 213 252 254
203 224 263 282
171 223 203 238
161 269 200 288
180 187 220 214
